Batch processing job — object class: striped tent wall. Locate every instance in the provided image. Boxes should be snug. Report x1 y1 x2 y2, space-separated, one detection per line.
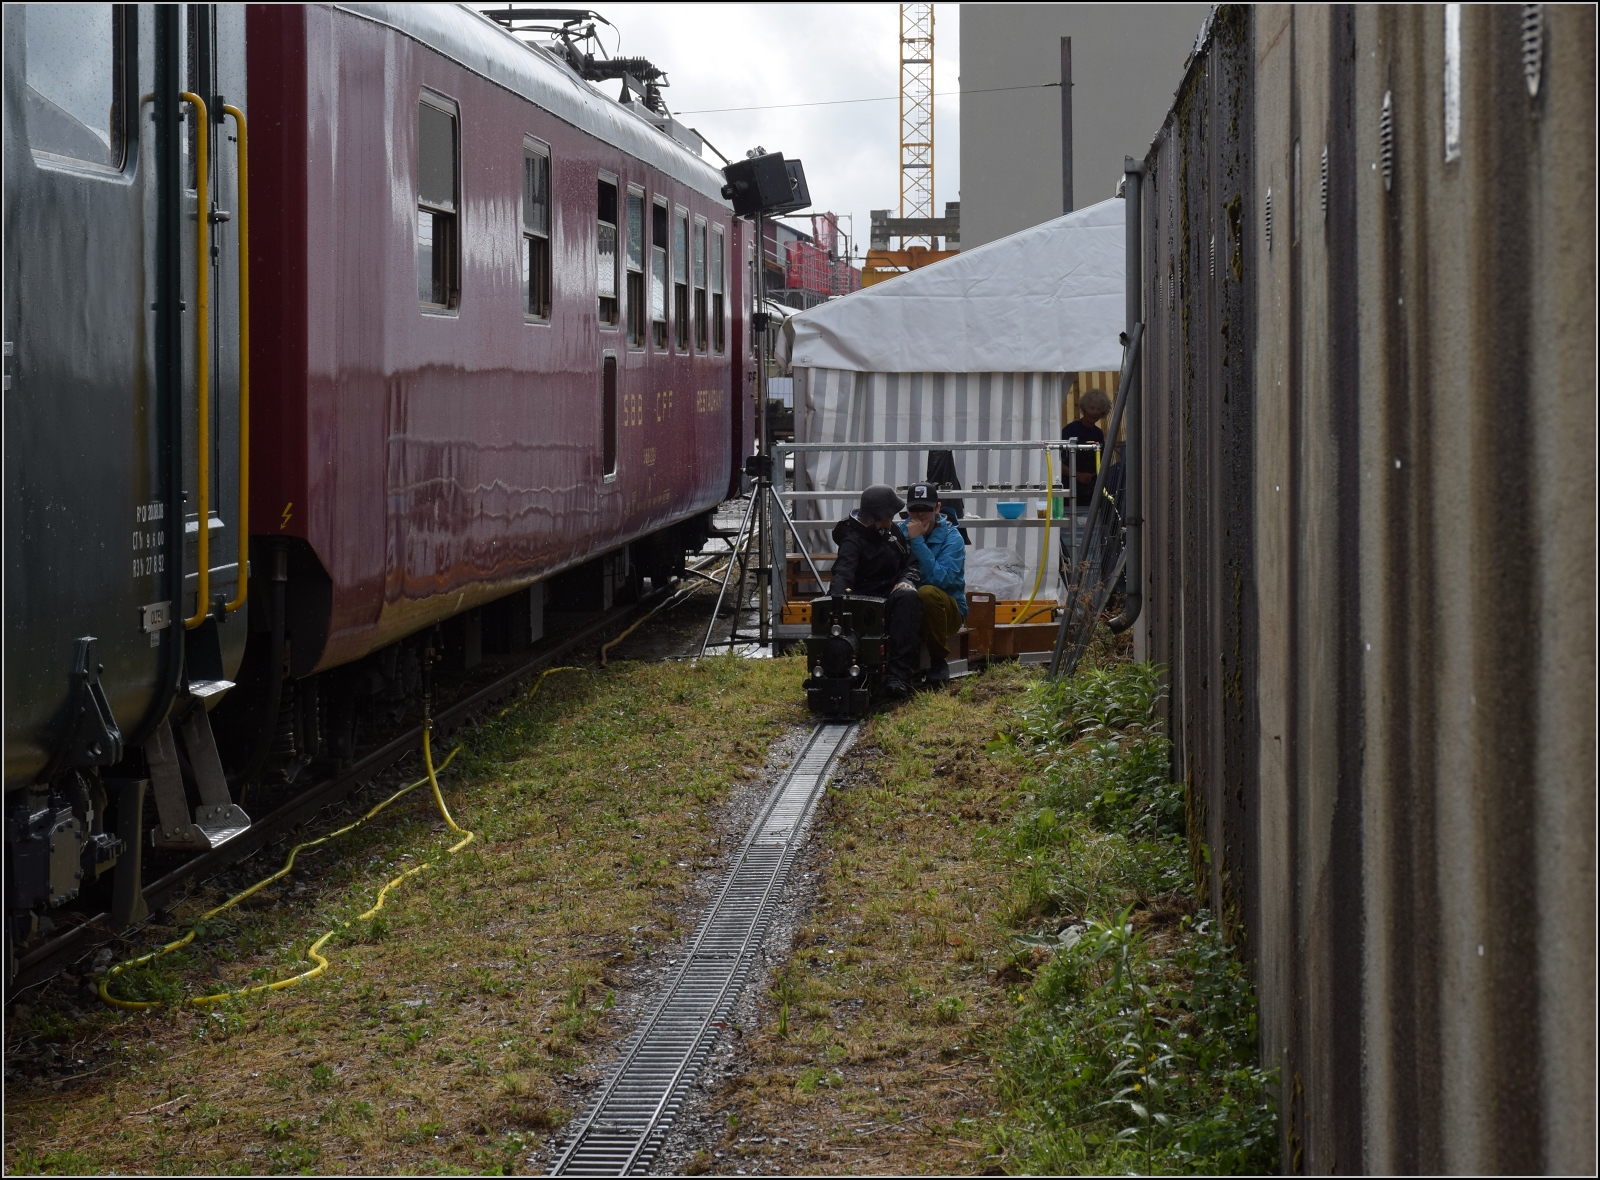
790 367 1065 587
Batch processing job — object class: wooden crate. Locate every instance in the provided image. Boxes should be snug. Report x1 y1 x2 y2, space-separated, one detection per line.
989 622 1059 657
783 597 1055 629
995 600 1058 625
785 553 835 601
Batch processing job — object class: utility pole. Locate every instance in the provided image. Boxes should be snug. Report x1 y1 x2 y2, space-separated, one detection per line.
1061 36 1074 213
755 207 770 646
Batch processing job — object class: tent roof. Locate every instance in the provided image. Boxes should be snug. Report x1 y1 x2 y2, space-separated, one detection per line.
780 197 1125 374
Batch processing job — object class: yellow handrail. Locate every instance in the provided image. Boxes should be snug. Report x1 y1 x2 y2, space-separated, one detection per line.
222 104 249 614
181 92 211 630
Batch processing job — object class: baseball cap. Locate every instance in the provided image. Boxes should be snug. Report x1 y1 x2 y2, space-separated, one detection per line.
859 483 905 519
907 482 938 509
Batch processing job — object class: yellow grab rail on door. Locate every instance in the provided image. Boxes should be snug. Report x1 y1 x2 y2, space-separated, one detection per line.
222 103 249 615
181 91 211 630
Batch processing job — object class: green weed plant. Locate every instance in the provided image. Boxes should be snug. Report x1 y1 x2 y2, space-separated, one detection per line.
995 662 1276 1174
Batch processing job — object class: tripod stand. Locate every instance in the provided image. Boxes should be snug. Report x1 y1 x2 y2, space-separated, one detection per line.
698 464 825 656
699 206 824 657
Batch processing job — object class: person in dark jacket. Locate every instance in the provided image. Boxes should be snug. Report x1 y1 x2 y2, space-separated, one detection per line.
1061 388 1111 505
830 483 922 697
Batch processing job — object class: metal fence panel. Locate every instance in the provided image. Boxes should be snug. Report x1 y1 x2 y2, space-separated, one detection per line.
1140 5 1597 1173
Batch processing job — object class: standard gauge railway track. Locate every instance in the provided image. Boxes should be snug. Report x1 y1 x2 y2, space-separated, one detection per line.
548 721 857 1177
9 569 724 998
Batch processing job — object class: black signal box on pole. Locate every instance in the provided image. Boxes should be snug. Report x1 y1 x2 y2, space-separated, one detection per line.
720 153 810 216
781 158 811 213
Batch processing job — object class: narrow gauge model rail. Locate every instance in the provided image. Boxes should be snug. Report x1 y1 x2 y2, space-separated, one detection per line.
10 576 715 997
549 722 858 1177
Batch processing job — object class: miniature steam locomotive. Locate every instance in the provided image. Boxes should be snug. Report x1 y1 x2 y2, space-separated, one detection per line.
801 595 890 720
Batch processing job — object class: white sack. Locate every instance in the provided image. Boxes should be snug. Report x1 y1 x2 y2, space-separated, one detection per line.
965 547 1029 602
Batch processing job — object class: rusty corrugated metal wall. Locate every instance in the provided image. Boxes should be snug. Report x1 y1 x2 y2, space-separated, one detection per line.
1137 5 1595 1173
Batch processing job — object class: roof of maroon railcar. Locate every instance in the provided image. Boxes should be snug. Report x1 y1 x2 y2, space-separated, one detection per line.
334 3 733 206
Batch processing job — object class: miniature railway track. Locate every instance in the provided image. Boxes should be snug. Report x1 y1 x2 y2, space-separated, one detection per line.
548 721 857 1177
9 570 723 997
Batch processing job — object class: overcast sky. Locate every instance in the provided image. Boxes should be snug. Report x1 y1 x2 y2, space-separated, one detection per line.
474 3 962 262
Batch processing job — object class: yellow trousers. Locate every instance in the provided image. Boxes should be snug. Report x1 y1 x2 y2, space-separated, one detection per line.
918 585 964 657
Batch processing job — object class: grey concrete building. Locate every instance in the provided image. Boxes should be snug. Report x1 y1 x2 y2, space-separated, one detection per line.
959 3 1209 249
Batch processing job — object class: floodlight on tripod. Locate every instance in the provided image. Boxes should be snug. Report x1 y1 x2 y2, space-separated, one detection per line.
697 153 816 653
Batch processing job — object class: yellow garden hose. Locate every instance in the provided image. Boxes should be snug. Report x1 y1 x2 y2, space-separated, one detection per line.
97 745 462 1011
496 665 585 720
97 666 585 1010
356 724 475 927
1015 445 1057 625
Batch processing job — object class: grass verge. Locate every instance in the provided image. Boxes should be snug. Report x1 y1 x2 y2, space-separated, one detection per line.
991 659 1278 1174
5 653 805 1176
698 648 1274 1177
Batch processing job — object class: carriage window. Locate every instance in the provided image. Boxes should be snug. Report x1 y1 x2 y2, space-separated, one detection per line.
602 353 618 479
25 4 125 169
673 209 690 351
523 140 551 320
597 178 619 326
417 96 459 309
625 188 645 347
711 226 726 353
693 220 709 353
650 199 668 349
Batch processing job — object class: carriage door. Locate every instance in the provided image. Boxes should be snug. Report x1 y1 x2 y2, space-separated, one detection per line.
3 4 174 785
2 5 248 782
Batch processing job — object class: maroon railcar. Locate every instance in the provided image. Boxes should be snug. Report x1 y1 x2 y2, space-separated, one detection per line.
246 3 753 676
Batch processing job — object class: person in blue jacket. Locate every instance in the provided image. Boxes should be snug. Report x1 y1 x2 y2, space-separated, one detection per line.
898 482 967 683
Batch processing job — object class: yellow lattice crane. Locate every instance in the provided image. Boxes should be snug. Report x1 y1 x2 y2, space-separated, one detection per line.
863 3 959 286
899 3 935 241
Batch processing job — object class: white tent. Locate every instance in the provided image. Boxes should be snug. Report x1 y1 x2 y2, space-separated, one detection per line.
777 198 1126 600
780 197 1125 375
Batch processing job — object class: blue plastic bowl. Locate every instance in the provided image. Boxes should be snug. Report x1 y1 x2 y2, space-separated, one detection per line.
995 501 1027 520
